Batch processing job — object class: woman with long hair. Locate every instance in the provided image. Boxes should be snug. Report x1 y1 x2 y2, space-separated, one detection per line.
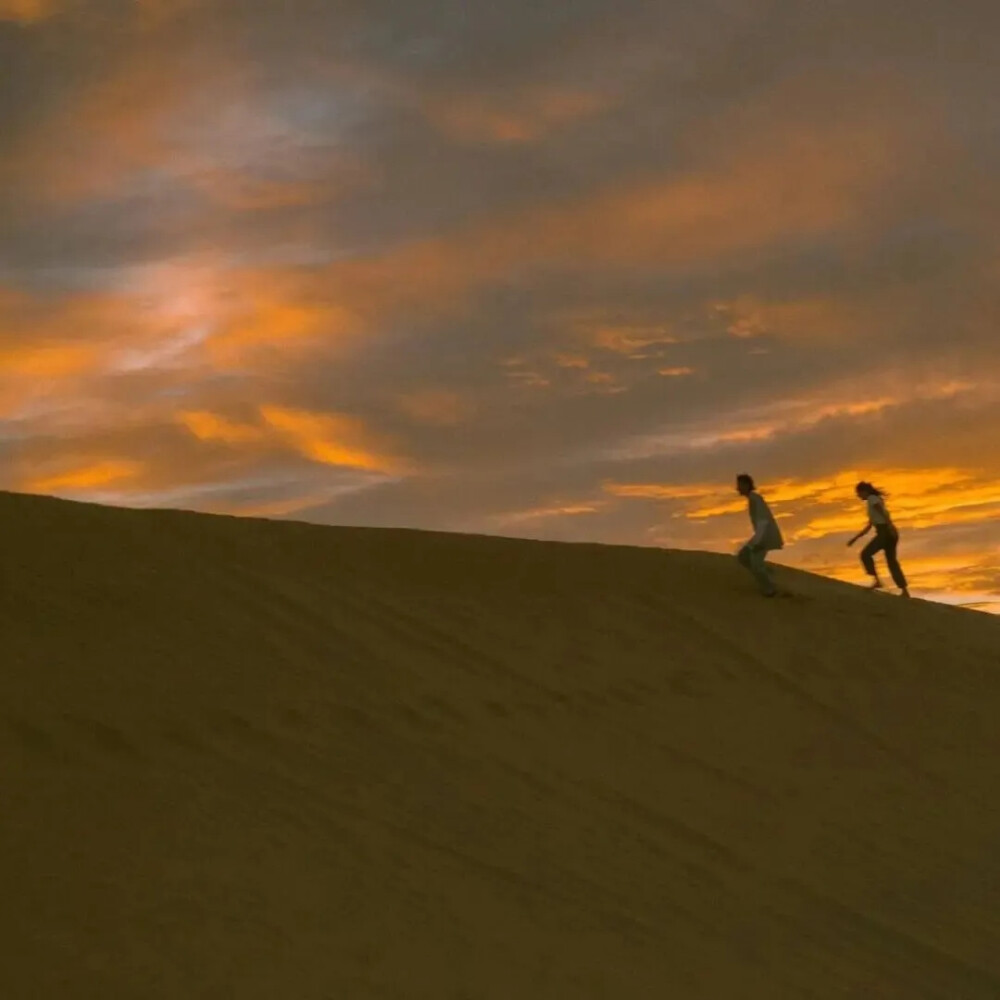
847 481 910 597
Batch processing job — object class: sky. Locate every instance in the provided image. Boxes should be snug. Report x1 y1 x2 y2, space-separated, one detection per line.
1 0 999 612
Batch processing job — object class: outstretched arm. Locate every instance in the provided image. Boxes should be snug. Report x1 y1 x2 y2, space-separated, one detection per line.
847 522 872 546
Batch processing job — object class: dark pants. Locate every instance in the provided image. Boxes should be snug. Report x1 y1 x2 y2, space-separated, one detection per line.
737 544 777 595
860 524 908 589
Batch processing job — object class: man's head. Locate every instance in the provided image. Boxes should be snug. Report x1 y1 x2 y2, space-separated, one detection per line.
736 473 755 495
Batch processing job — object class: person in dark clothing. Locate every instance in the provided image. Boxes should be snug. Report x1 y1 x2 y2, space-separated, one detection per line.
847 481 910 597
735 473 784 597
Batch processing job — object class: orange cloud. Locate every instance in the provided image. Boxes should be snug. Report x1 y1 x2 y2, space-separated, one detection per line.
794 547 1000 603
604 482 720 500
614 376 986 464
501 358 553 389
567 322 678 357
684 499 751 518
0 0 59 22
0 343 100 379
583 371 627 394
207 297 357 367
553 353 590 369
607 467 1000 540
3 34 343 217
177 405 404 474
608 465 998 607
2 47 196 205
177 411 263 445
259 406 401 473
0 0 196 25
133 257 361 369
787 469 1000 539
0 258 361 381
26 460 143 494
494 501 607 525
0 287 136 419
1 260 361 426
0 285 128 346
314 105 919 328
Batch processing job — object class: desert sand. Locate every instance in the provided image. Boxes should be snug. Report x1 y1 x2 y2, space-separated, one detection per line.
2 489 1000 998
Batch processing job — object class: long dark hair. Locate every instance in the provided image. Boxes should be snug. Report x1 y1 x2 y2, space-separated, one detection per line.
856 480 888 498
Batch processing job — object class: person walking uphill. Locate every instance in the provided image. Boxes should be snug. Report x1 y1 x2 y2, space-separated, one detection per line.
735 473 784 597
847 481 910 597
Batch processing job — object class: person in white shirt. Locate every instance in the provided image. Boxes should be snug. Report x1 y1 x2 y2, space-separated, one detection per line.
735 473 784 597
847 481 910 597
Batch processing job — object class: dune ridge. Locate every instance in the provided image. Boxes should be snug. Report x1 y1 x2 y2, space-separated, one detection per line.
3 490 1000 998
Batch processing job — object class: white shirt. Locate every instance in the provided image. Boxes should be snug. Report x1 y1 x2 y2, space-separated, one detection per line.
866 493 890 525
748 491 784 550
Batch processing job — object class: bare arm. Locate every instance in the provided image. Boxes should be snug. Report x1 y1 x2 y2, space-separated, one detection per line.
847 521 872 546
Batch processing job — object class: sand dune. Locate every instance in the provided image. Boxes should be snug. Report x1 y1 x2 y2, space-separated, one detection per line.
3 490 1000 998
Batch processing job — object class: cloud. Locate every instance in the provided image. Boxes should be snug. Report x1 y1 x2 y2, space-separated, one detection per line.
310 110 914 328
601 464 1000 599
397 390 475 427
26 459 144 493
176 411 262 445
607 466 1000 534
0 0 59 23
258 406 405 474
490 499 609 526
0 341 99 380
604 375 990 463
0 0 201 25
1 0 999 609
176 403 409 477
421 87 612 144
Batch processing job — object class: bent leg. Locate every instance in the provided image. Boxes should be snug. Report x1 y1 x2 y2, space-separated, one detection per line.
860 536 883 577
738 545 776 595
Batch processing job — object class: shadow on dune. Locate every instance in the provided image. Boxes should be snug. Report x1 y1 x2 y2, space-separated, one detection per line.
2 491 999 998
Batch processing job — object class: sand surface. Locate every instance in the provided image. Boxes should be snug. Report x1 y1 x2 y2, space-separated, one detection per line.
3 490 1000 998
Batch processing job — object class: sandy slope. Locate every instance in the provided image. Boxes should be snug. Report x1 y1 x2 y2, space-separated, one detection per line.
2 491 1000 999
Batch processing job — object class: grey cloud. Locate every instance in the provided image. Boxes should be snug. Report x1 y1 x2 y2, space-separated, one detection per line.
1 0 999 605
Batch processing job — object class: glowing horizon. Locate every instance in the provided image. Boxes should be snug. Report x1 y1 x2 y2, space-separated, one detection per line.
1 0 998 610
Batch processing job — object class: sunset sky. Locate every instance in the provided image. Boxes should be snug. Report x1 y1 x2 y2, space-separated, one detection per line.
2 0 998 611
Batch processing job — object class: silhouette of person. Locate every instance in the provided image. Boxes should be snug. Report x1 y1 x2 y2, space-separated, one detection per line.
735 473 784 597
847 481 910 597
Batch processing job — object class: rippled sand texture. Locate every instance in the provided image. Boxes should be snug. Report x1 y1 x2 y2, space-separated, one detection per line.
3 491 1000 998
